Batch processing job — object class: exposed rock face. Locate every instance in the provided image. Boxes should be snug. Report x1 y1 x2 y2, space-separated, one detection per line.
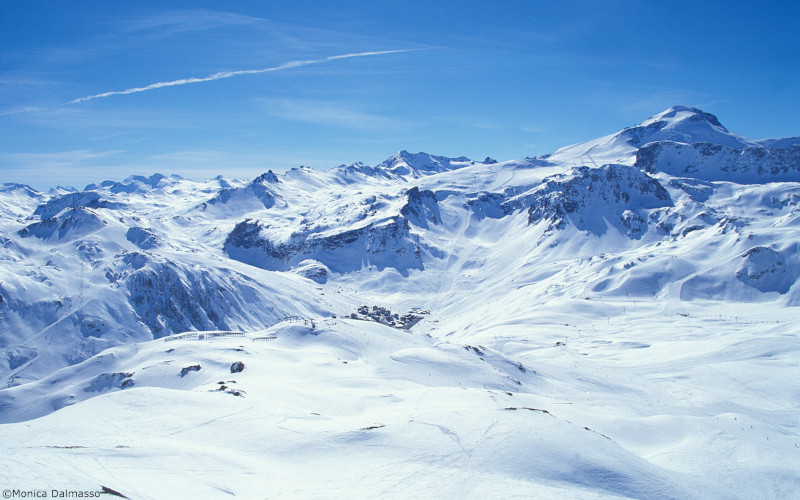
461 164 671 238
400 187 441 228
126 227 159 250
32 191 121 219
202 171 282 210
126 264 227 337
667 178 714 202
635 140 800 183
1 106 799 390
332 162 395 180
85 174 174 194
223 185 438 276
377 150 472 178
120 254 287 338
85 372 134 392
291 260 330 284
465 188 524 220
18 207 108 241
526 164 672 238
180 365 201 377
224 216 422 275
736 246 797 294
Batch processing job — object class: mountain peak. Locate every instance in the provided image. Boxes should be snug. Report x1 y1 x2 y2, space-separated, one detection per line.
545 105 756 166
377 151 473 178
630 105 756 150
253 170 280 184
0 183 39 196
641 105 727 132
84 173 178 194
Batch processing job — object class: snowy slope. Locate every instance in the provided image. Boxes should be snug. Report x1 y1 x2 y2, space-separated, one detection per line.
1 106 799 498
0 176 351 384
547 106 759 166
0 321 722 498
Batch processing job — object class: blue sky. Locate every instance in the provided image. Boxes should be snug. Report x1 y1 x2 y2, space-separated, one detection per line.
1 0 798 189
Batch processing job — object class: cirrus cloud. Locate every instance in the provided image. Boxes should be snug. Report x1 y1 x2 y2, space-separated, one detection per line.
68 49 421 104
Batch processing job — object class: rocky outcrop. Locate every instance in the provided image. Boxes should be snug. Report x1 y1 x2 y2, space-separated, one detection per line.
126 227 159 250
84 372 134 392
201 171 282 210
224 216 423 275
526 164 672 238
736 246 797 294
400 187 441 228
33 192 121 219
85 173 175 194
122 256 285 338
126 264 227 337
465 188 527 220
635 139 800 183
18 207 108 241
291 260 330 284
377 151 472 178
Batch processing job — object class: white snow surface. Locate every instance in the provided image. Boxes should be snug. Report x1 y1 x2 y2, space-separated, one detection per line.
1 107 799 498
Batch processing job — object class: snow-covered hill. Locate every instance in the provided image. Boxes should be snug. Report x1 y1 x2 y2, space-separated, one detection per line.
1 106 798 498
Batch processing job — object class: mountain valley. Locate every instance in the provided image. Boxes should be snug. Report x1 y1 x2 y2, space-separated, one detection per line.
1 106 798 498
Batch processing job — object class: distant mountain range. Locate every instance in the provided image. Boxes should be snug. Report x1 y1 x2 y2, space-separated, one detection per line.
1 105 798 385
1 106 798 497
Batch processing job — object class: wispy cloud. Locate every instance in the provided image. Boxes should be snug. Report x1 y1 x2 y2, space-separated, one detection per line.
258 98 401 131
520 125 548 134
0 106 44 117
69 49 420 104
123 9 264 35
1 149 121 167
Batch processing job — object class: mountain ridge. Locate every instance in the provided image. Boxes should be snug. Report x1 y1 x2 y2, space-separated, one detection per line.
2 106 799 385
1 106 798 498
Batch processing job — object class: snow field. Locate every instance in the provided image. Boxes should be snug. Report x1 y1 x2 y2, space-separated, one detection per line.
0 319 723 498
1 107 799 497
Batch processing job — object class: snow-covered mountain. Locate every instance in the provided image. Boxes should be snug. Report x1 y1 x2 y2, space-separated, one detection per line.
1 106 798 498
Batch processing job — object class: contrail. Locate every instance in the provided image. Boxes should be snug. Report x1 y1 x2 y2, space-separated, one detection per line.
68 49 418 104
